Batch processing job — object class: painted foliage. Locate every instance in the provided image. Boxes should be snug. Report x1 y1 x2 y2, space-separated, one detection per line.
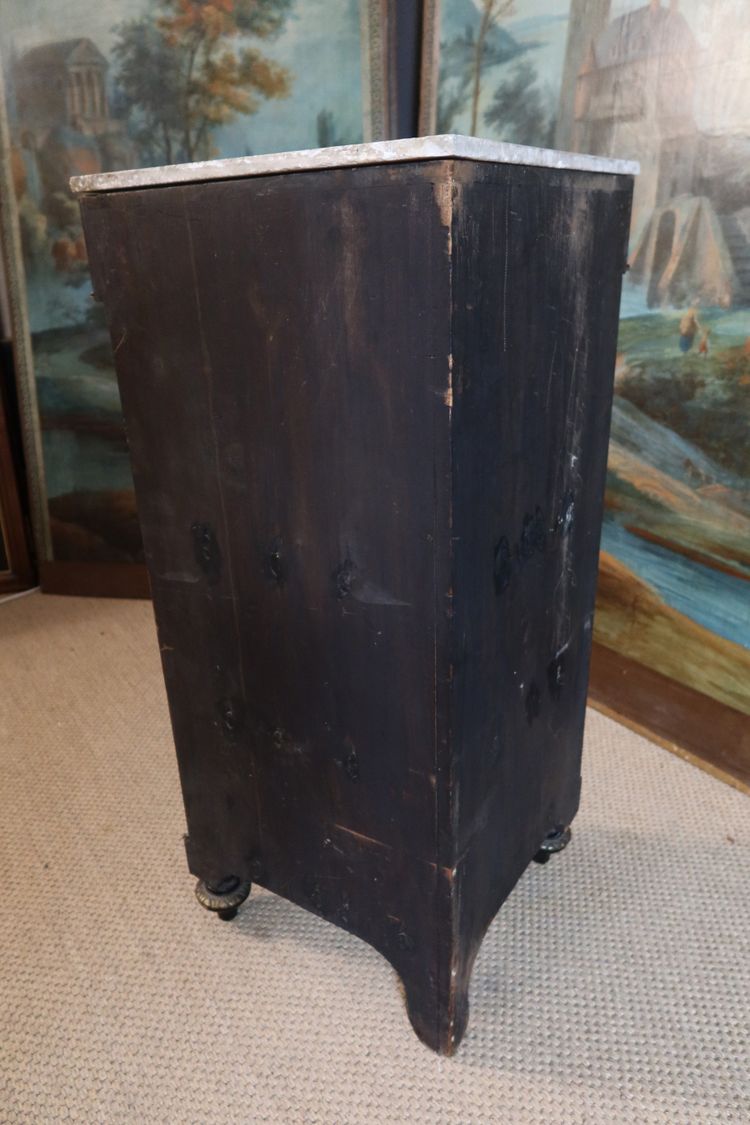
1 0 366 565
434 0 750 716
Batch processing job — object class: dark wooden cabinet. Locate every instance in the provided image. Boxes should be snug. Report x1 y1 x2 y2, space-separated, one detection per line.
74 137 635 1054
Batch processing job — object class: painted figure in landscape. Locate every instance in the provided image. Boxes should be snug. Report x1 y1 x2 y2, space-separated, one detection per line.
678 309 702 353
437 0 750 717
1 0 364 564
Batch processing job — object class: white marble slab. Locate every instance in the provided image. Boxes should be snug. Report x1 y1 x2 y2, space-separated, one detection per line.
70 135 638 195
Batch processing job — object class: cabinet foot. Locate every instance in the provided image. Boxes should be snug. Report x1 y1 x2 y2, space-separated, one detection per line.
533 825 572 865
400 965 472 1055
195 875 252 920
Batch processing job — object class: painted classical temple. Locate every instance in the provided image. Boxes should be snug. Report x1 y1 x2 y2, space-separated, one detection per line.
10 38 137 212
13 38 110 138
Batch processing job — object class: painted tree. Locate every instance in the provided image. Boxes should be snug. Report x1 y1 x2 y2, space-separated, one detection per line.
112 19 184 163
437 20 524 133
114 0 294 163
469 0 516 135
484 61 556 148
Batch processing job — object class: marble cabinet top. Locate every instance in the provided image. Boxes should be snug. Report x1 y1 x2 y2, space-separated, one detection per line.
70 134 638 195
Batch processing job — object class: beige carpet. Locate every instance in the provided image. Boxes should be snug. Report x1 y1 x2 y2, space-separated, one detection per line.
0 592 748 1124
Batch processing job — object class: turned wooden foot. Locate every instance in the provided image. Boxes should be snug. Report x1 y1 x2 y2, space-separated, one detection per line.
533 826 572 865
195 875 252 921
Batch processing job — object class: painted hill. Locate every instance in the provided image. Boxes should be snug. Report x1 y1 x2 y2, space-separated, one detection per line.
606 397 750 577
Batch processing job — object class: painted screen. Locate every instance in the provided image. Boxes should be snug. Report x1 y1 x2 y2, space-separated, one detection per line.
1 0 367 566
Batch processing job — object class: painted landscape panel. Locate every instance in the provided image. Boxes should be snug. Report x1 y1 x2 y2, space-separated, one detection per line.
436 0 750 717
1 0 366 565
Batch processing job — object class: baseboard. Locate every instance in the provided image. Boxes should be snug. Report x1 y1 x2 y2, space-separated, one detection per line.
588 642 750 791
40 560 150 599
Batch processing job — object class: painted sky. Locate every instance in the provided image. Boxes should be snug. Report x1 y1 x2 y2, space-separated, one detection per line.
460 1 718 30
1 0 364 156
457 0 746 53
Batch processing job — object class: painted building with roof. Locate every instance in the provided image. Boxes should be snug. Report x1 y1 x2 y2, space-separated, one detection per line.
573 0 699 219
10 38 136 210
568 0 750 307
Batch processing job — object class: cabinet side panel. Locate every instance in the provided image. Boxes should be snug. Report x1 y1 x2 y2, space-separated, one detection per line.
80 162 453 983
450 163 632 940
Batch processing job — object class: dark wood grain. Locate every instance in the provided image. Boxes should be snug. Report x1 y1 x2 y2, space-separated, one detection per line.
445 161 632 1045
80 156 632 1054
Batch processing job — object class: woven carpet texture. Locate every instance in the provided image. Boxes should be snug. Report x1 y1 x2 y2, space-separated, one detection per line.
0 592 748 1124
